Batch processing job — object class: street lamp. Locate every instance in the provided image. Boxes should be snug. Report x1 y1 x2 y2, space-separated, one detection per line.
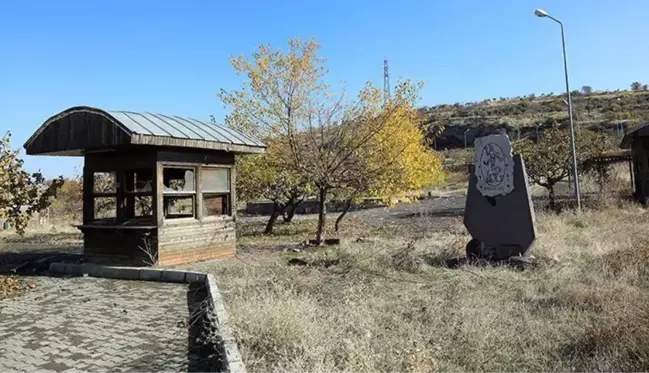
535 8 581 212
615 97 625 138
464 128 470 149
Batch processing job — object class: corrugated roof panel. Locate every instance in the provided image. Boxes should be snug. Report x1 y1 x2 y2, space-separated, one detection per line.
144 112 193 138
169 116 221 142
24 106 265 155
123 112 171 137
209 122 266 147
106 111 153 135
107 111 170 137
183 117 239 144
105 108 264 147
155 113 209 140
187 117 264 147
199 119 254 146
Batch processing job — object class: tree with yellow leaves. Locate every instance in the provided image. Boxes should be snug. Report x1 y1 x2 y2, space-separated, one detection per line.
221 38 444 244
220 38 323 234
288 80 444 240
219 38 327 140
334 85 445 231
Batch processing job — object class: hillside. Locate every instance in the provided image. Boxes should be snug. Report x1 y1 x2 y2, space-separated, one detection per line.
422 89 649 149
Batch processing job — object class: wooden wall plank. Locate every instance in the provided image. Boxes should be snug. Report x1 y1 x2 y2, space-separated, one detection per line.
158 217 236 265
158 243 236 266
84 148 156 171
25 111 131 155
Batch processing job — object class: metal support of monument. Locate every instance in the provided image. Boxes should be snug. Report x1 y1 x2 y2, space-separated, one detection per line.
535 8 581 212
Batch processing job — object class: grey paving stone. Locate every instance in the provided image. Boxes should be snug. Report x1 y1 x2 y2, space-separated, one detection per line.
0 276 192 372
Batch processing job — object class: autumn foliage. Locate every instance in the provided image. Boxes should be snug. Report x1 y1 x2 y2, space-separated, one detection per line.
236 139 310 234
515 127 608 209
0 132 64 234
221 38 444 242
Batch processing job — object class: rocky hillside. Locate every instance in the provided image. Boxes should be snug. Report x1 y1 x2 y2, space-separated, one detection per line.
422 89 649 149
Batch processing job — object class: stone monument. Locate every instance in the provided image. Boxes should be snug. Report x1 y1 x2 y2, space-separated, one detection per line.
464 134 536 261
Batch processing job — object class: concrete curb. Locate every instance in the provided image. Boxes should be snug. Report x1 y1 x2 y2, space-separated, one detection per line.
206 274 246 373
48 262 245 373
48 263 207 284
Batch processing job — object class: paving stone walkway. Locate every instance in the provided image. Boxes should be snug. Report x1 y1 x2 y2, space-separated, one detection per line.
0 276 193 372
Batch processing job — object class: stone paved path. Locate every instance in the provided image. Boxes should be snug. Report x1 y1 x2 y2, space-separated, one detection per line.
0 276 192 372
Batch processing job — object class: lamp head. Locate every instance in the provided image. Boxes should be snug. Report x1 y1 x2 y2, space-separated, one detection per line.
534 8 549 17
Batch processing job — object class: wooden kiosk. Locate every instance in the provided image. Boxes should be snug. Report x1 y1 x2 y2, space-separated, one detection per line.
622 122 649 205
23 106 265 266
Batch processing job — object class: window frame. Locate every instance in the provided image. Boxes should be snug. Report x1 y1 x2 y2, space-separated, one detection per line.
124 168 155 219
157 162 233 224
90 171 118 222
201 166 232 217
161 165 198 221
88 169 158 224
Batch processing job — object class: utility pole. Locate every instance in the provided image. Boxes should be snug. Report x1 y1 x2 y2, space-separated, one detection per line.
384 58 390 103
535 8 581 212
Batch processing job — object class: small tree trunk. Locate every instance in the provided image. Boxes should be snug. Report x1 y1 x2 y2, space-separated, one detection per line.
315 188 327 245
334 198 353 232
282 199 301 223
264 202 281 235
548 185 556 211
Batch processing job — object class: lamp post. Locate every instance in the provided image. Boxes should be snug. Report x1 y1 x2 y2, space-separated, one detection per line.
535 8 581 212
464 128 470 149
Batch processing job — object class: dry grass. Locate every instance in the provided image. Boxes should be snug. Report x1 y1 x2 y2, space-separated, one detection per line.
0 223 82 254
184 203 649 372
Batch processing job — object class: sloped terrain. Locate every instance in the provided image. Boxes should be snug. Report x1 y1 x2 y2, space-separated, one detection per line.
422 90 649 148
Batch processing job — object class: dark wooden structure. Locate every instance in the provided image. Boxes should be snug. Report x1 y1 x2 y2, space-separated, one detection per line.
24 106 265 266
622 122 649 204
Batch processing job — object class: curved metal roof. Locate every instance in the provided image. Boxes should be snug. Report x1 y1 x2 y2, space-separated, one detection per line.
621 121 649 148
23 106 265 155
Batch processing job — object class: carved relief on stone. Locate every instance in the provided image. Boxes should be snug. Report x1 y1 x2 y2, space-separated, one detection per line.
474 134 514 197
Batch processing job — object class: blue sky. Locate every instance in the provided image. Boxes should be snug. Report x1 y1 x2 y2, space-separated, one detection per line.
1 0 647 177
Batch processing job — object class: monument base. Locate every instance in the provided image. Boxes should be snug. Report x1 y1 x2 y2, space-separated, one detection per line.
465 238 534 265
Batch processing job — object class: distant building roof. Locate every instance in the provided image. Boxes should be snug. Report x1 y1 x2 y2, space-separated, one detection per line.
621 121 649 148
24 106 265 155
